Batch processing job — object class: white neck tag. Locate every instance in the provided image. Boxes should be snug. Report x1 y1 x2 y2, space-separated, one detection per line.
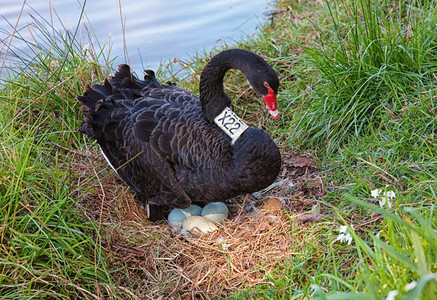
214 107 249 144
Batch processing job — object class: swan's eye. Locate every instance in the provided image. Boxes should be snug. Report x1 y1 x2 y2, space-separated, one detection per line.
263 81 275 96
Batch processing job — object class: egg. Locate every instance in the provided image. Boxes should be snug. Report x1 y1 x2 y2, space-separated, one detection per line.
168 204 202 227
201 202 229 224
184 204 202 216
182 216 218 234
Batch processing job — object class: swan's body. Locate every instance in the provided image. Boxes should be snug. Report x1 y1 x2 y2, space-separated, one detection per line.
78 49 281 220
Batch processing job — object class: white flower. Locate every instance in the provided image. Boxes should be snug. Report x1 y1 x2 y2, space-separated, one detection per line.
379 190 396 208
371 187 396 208
337 225 354 245
379 196 388 208
386 290 398 300
371 188 381 198
404 280 417 291
339 225 348 233
337 233 353 245
385 190 396 199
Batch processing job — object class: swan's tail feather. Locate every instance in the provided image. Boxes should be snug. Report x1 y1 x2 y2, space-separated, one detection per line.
77 64 162 138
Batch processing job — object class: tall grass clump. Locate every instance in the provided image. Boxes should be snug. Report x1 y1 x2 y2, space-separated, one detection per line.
296 0 437 150
0 7 128 298
312 194 437 299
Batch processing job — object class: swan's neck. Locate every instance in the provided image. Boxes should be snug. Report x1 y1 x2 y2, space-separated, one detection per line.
199 57 232 122
199 50 255 122
199 49 279 124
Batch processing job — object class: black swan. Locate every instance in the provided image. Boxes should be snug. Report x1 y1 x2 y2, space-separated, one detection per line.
77 49 281 221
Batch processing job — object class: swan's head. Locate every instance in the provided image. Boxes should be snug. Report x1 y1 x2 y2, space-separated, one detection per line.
199 49 281 121
244 56 280 120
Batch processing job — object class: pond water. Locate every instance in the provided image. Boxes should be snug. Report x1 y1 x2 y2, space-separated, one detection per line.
1 0 273 73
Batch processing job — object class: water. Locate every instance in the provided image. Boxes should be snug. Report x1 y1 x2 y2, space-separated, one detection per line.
0 0 273 73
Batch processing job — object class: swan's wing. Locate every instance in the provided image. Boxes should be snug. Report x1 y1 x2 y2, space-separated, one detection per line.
78 68 193 208
132 88 235 205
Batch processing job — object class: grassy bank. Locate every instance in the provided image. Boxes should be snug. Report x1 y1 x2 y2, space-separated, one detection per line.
229 0 437 298
1 0 436 299
0 12 121 298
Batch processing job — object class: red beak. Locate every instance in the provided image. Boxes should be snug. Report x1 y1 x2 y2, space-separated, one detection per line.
263 82 280 120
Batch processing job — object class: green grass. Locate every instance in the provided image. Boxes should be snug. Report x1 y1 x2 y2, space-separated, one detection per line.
295 0 437 151
1 0 436 298
229 0 437 298
0 9 126 298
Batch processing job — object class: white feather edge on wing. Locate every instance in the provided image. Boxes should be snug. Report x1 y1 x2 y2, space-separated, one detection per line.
99 146 150 215
99 146 118 173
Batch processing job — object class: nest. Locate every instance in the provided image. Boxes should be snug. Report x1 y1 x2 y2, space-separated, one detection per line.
70 151 324 299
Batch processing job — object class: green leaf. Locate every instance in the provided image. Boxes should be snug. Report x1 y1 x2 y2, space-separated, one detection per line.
372 237 418 273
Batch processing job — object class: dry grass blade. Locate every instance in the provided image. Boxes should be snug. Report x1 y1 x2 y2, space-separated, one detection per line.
357 157 407 189
0 0 26 73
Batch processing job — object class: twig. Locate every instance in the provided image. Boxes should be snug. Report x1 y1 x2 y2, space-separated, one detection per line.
357 157 407 189
49 140 89 157
355 215 383 228
112 243 146 255
296 213 334 223
419 87 437 94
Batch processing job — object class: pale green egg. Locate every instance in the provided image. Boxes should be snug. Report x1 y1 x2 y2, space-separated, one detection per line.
201 202 229 224
184 204 202 216
168 204 202 227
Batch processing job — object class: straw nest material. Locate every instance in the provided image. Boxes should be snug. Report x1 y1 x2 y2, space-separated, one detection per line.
72 150 324 299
